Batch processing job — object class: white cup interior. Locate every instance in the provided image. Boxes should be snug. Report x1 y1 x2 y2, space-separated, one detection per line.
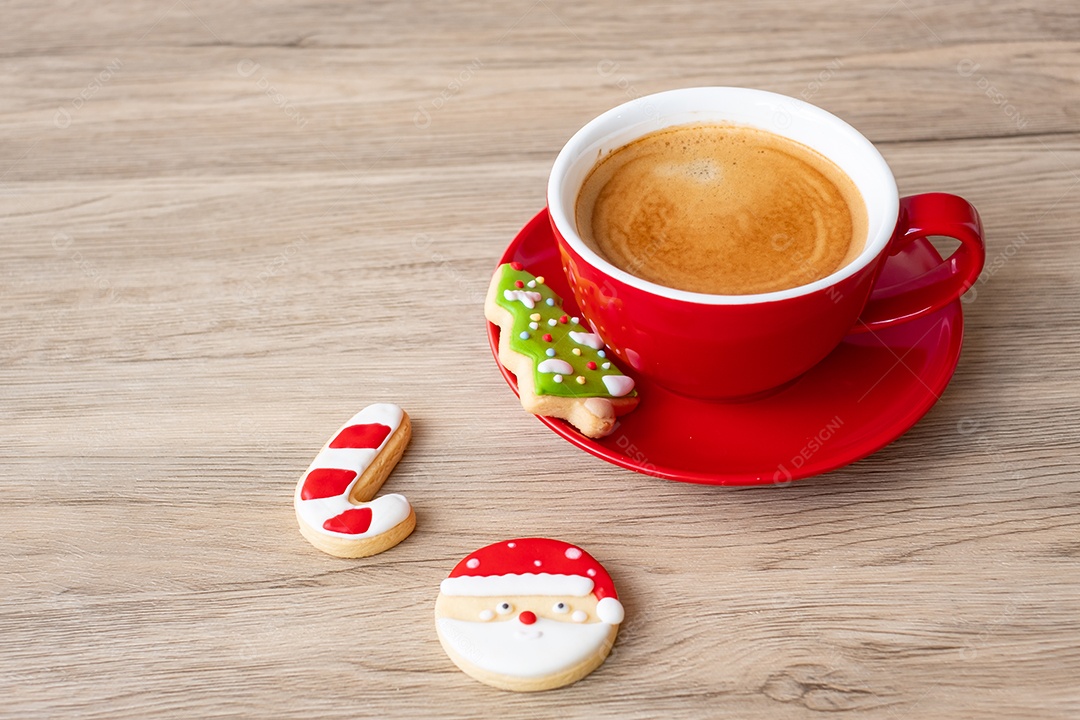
547 87 900 305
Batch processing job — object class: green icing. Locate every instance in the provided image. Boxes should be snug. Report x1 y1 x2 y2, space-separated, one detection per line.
493 263 637 399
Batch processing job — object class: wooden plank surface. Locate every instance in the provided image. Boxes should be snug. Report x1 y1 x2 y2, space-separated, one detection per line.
2 1 1078 717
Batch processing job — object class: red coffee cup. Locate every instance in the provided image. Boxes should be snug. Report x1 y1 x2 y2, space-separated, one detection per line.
547 87 985 399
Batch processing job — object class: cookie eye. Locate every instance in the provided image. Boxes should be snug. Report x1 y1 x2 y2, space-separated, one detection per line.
552 602 570 614
571 610 588 623
496 602 513 615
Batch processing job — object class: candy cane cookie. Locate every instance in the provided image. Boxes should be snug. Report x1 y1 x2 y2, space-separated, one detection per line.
485 263 638 438
294 403 415 558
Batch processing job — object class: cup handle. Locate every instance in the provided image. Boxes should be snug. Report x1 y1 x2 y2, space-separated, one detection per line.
851 192 986 333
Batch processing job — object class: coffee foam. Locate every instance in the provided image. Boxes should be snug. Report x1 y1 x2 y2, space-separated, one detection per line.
575 123 868 295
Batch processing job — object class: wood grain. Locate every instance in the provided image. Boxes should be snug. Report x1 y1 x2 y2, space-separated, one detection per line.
2 0 1079 717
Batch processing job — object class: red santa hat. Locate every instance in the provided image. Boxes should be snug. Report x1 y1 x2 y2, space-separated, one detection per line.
440 538 625 625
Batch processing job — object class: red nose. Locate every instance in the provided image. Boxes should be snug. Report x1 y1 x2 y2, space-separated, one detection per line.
518 611 537 625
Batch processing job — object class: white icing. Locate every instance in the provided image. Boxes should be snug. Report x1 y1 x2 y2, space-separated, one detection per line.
583 397 614 419
552 602 570 614
479 610 494 621
548 319 557 326
596 597 625 625
529 322 539 330
466 558 480 569
602 375 635 397
293 403 411 538
496 602 513 615
305 447 379 475
569 331 604 350
537 358 573 374
503 289 542 308
601 362 611 370
565 547 582 560
571 610 587 623
436 617 613 679
553 375 563 383
440 573 594 598
295 493 410 539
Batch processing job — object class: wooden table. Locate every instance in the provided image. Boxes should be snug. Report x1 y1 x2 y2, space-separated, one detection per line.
3 1 1078 717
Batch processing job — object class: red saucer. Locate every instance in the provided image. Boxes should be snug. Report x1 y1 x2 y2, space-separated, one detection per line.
486 209 965 485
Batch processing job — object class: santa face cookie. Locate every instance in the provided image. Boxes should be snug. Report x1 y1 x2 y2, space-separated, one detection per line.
485 263 638 438
435 538 625 692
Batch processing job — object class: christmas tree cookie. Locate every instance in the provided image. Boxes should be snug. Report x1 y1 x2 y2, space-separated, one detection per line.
485 263 638 437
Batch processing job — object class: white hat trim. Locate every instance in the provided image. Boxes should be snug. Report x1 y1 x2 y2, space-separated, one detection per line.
440 573 594 598
596 596 625 625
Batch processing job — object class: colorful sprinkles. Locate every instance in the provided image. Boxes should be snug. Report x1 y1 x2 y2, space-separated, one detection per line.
492 263 636 399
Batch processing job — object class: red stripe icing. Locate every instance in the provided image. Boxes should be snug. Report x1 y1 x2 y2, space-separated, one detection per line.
301 468 358 500
323 507 373 535
329 423 392 449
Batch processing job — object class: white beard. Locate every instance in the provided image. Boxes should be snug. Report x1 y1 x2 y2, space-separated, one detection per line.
437 616 612 679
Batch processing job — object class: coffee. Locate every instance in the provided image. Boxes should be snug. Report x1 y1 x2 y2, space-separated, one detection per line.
575 123 868 295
